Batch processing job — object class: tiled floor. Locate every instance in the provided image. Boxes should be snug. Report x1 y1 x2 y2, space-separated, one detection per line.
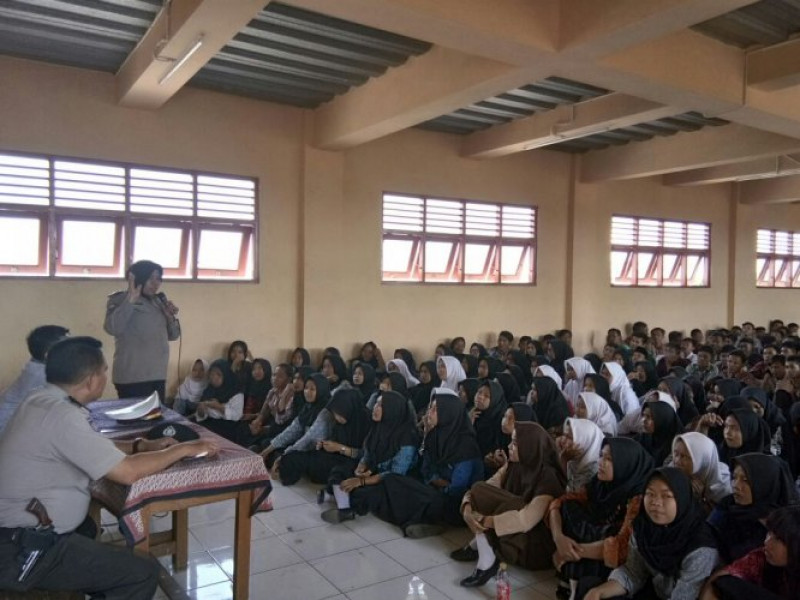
102 480 559 600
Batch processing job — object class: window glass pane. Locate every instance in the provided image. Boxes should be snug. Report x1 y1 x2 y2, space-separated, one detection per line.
382 239 414 272
636 252 657 285
198 230 244 271
0 216 41 265
501 245 533 284
464 243 491 275
425 200 463 235
424 241 455 274
54 160 125 212
756 257 770 286
60 220 116 267
687 255 708 287
130 168 193 216
661 253 683 286
500 246 523 276
133 226 185 269
0 154 49 207
611 250 633 285
638 220 661 247
663 222 685 249
383 195 424 233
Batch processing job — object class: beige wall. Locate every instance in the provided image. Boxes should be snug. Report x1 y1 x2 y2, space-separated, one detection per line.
2 55 800 395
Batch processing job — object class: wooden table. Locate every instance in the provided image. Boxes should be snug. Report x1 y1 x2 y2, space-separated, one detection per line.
87 401 272 600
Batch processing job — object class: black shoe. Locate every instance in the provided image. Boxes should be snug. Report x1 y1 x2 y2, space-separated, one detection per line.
450 545 479 562
321 508 355 524
556 582 571 600
316 488 326 505
459 558 500 587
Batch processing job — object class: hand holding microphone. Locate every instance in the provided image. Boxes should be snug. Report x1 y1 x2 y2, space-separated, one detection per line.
155 292 179 319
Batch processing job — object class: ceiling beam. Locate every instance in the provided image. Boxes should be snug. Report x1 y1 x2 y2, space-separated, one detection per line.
664 154 800 186
747 37 800 92
580 123 800 182
739 174 800 204
462 92 682 159
312 46 541 150
116 0 270 109
558 0 757 57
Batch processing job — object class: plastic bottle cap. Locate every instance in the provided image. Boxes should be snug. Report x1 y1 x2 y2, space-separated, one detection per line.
499 562 507 569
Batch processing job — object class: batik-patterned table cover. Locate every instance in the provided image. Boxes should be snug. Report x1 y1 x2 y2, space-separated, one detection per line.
87 400 272 546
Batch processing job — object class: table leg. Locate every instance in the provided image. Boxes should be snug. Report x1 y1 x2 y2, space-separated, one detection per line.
233 490 253 600
172 509 189 570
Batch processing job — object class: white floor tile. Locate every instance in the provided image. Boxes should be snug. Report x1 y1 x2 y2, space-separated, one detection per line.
375 535 458 572
310 547 409 592
158 551 230 591
191 515 272 551
250 562 340 600
189 499 237 526
279 522 370 561
341 513 404 544
188 580 234 600
269 483 312 509
258 502 328 535
346 574 451 600
415 561 498 600
210 536 305 577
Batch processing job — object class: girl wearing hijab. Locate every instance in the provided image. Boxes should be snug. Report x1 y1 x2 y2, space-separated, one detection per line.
278 388 370 486
351 362 376 403
260 373 332 468
195 359 243 422
718 408 772 467
460 354 479 379
601 362 640 421
470 343 489 359
705 504 800 600
487 403 538 472
409 361 439 416
321 354 349 392
583 374 624 422
507 350 532 386
386 358 420 388
226 340 252 394
471 380 510 474
636 399 683 467
583 353 603 374
741 386 787 456
528 376 570 436
243 358 272 417
706 378 744 413
496 371 523 404
353 341 383 371
290 347 311 368
248 362 293 442
478 357 505 380
505 364 529 397
560 418 604 493
708 453 799 564
629 360 659 399
548 340 575 379
458 378 480 411
578 468 719 600
437 355 467 393
659 376 699 428
672 432 731 507
393 348 417 376
371 391 484 538
456 422 567 587
549 438 654 598
564 358 596 411
576 392 618 436
173 358 208 416
536 365 564 391
320 390 419 524
367 372 408 412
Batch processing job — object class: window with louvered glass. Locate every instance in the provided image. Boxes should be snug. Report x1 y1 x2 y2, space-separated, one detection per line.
610 215 710 287
382 193 536 284
0 151 258 281
756 229 800 288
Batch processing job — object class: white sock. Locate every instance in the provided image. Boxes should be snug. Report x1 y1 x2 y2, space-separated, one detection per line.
468 537 477 550
475 533 496 570
333 486 350 510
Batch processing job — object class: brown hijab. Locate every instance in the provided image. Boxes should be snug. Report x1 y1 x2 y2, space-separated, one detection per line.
503 421 567 502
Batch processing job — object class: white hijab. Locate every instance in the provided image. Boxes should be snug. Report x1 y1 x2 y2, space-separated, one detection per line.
177 358 209 403
565 417 604 491
564 357 596 405
387 358 420 388
578 392 618 436
602 361 640 416
437 356 466 393
535 365 563 390
673 432 732 503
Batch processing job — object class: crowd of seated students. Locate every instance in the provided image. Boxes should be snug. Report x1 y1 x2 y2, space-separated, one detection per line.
7 321 795 598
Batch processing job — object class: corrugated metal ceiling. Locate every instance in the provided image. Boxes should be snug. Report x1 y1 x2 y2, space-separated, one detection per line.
692 0 800 48
190 2 431 108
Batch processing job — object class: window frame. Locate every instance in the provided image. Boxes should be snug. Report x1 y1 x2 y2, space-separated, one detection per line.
0 150 259 282
381 192 537 285
756 229 800 289
610 215 711 288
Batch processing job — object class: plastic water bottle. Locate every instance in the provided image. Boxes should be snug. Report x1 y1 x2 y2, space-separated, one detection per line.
496 562 511 600
406 575 427 599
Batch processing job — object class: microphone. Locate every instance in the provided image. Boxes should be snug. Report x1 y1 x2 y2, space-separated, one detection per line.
155 292 176 317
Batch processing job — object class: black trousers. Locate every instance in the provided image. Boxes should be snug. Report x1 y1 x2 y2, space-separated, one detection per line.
115 380 166 402
0 530 159 599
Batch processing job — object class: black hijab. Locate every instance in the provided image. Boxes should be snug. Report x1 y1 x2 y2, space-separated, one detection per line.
506 364 530 396
587 437 654 521
713 377 744 400
632 360 659 397
394 348 417 376
530 376 569 431
474 380 510 456
741 386 786 434
583 373 625 420
297 373 329 428
352 362 377 403
247 358 273 405
507 350 532 385
504 422 566 503
480 357 505 379
511 402 536 423
719 408 772 466
684 376 707 414
458 378 480 410
661 376 699 426
426 392 482 467
291 347 311 366
549 341 574 377
364 391 419 468
583 353 603 373
729 453 799 520
496 371 522 403
383 371 408 398
633 467 716 576
409 361 438 414
201 359 239 403
326 388 371 448
323 354 349 387
460 354 479 378
638 401 683 466
470 343 489 358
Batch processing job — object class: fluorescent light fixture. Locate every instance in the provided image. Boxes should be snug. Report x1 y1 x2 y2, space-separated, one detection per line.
158 34 204 85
